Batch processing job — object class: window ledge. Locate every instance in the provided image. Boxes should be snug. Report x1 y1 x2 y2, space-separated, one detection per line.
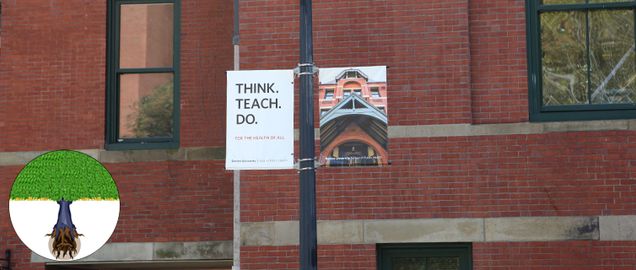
0 147 225 166
388 119 636 138
1 120 634 166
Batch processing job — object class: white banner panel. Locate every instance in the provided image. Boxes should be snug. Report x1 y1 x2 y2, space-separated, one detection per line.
226 70 295 170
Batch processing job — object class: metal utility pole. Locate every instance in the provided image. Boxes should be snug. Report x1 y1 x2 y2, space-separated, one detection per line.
232 0 241 269
298 0 317 269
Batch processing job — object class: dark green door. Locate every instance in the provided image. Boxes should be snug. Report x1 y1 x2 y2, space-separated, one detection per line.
377 244 472 270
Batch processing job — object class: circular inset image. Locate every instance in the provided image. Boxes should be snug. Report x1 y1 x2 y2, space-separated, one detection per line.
9 150 120 261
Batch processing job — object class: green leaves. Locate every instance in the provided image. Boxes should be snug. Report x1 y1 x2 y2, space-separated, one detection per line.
130 79 174 138
10 150 119 201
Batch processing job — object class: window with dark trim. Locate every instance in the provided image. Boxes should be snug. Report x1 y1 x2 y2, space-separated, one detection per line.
371 87 381 98
527 0 636 121
106 0 180 150
377 243 472 270
325 89 335 100
346 71 359 78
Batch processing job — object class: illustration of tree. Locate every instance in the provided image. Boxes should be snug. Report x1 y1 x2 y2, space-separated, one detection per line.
128 80 174 138
10 150 119 259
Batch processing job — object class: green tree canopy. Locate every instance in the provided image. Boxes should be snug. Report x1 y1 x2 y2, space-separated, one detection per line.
541 8 635 105
10 150 119 201
130 80 174 138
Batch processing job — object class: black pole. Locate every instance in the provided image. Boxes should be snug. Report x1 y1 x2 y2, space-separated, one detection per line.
299 0 317 269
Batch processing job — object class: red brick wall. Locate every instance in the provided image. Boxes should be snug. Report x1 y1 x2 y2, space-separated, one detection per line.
1 161 233 269
0 0 232 152
0 167 47 269
237 0 636 268
242 131 636 222
243 242 636 269
474 241 636 269
3 0 636 269
239 0 531 126
105 161 233 242
242 245 376 270
0 0 106 152
180 0 233 148
3 231 45 270
240 0 473 126
469 0 528 124
0 1 234 269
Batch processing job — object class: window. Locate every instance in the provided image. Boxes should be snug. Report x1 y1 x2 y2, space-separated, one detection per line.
527 0 636 121
320 109 330 116
325 89 334 100
371 87 381 98
345 71 359 78
343 90 352 97
106 0 180 149
353 89 362 96
377 244 472 270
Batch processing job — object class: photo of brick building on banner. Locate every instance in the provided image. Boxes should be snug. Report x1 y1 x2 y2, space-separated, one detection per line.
318 66 388 167
2 0 636 269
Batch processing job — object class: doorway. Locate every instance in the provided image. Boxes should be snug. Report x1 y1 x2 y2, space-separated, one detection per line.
377 243 472 270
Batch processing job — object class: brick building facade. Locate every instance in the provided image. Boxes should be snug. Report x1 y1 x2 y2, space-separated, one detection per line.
1 1 234 269
2 0 636 269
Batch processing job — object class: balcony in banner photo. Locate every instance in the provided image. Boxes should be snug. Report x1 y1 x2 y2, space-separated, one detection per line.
319 94 388 167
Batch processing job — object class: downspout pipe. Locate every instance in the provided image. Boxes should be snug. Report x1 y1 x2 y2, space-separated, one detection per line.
233 0 240 47
232 1 240 270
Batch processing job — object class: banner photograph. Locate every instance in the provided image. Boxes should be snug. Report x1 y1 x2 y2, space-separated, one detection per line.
318 66 388 167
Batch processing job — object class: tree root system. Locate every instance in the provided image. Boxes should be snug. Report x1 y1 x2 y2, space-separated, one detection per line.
46 225 83 259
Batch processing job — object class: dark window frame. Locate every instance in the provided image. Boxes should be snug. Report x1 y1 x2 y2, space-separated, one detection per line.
370 87 381 98
106 0 180 150
377 243 472 270
527 0 636 122
325 88 335 100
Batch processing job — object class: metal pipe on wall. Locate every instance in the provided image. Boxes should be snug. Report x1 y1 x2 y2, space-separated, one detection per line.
232 0 241 269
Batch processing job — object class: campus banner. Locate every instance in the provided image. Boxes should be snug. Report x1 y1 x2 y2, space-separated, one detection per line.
226 70 295 170
318 66 388 167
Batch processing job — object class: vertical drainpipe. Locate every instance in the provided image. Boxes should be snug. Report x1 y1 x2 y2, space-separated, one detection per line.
232 0 240 269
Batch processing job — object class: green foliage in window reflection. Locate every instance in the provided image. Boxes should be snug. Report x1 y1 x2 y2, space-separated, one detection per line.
541 9 636 106
541 11 588 105
129 80 174 138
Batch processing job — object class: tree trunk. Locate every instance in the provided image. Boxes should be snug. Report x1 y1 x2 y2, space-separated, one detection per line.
56 199 75 231
47 199 81 259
